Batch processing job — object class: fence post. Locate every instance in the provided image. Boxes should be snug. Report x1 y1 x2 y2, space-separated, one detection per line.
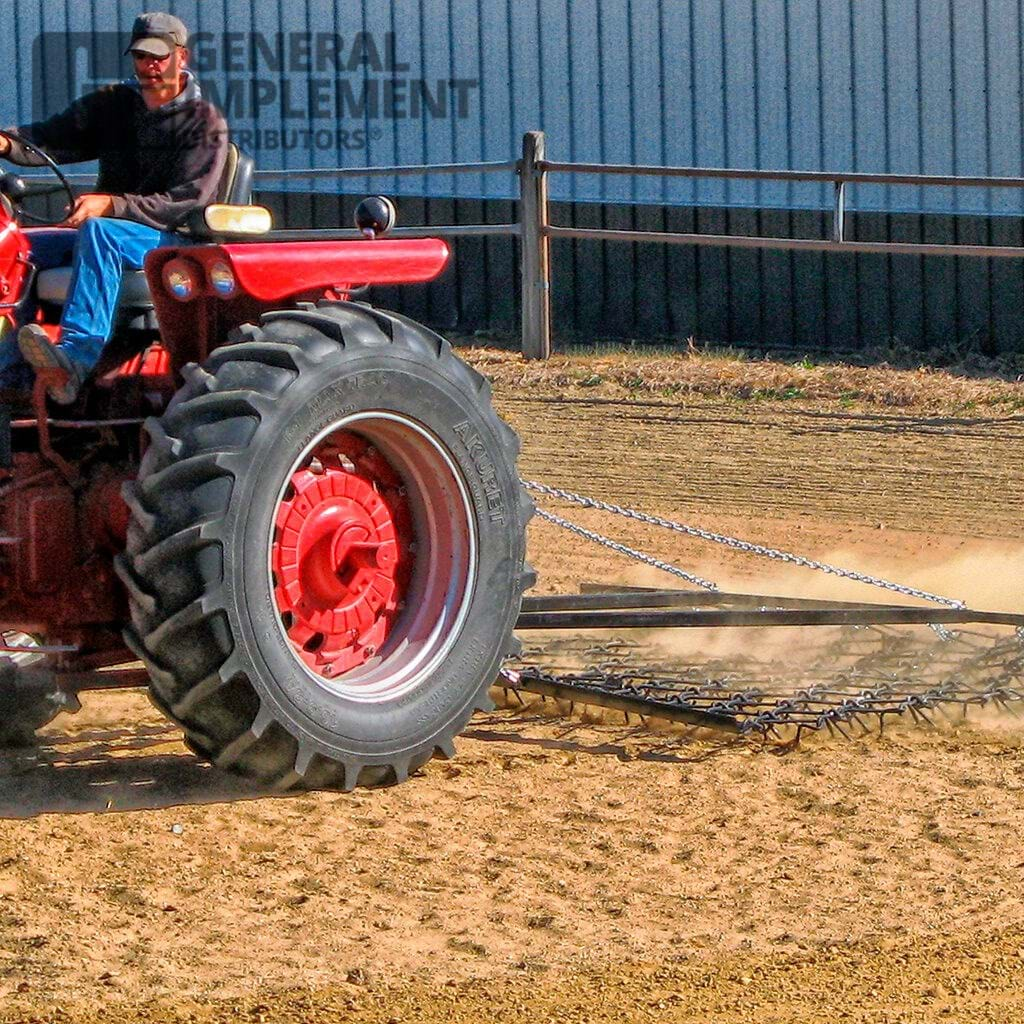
520 131 552 359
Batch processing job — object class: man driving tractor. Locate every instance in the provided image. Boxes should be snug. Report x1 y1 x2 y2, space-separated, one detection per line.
0 11 227 404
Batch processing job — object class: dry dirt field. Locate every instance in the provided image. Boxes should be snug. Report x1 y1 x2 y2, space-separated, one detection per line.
2 351 1024 1023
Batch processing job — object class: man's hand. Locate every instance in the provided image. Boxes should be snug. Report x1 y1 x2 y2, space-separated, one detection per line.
60 193 114 227
0 134 10 157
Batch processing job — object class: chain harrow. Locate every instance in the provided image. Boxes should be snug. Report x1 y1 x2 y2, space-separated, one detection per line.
504 627 1024 744
515 480 1024 742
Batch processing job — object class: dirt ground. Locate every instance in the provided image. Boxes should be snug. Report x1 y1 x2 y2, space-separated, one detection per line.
2 357 1024 1023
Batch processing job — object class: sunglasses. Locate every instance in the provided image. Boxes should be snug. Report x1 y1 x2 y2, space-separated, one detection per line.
130 50 173 65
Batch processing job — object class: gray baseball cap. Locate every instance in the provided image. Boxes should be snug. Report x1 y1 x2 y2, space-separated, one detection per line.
124 12 188 57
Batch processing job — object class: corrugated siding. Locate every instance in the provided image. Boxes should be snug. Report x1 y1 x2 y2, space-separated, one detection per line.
5 0 1024 356
5 0 1024 214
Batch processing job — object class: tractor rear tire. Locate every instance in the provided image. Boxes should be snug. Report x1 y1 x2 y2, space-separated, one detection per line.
116 302 533 790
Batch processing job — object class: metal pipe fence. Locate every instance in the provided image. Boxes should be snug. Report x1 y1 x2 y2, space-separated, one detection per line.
24 132 1024 360
520 133 1024 359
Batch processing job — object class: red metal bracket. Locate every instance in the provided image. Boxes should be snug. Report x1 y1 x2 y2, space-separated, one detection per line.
31 369 78 484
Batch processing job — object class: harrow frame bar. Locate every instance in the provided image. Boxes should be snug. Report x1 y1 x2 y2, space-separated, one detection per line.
7 586 1021 702
517 587 1024 631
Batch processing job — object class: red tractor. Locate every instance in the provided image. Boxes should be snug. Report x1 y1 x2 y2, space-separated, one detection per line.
0 144 532 790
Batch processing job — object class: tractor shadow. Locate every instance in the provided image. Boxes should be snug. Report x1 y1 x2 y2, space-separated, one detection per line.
0 722 276 818
465 706 747 765
0 706 744 819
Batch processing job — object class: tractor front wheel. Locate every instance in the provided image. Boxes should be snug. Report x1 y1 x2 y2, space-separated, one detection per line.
117 303 532 790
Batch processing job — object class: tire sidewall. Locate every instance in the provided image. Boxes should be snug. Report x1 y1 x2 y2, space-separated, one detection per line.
223 346 522 761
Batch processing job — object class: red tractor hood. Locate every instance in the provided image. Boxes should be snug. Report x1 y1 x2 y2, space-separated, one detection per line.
143 236 451 370
201 237 449 300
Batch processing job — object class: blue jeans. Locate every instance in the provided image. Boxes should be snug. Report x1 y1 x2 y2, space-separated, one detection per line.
0 218 181 385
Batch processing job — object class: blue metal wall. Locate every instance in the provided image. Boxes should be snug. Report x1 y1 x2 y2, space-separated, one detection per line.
4 0 1024 215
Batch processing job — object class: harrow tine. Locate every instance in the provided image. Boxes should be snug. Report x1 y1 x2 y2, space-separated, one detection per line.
832 719 854 740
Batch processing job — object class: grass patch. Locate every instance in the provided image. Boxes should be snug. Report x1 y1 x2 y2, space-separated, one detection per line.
457 336 1024 415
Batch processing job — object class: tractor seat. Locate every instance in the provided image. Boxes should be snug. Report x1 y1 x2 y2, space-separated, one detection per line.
36 265 152 306
35 143 255 309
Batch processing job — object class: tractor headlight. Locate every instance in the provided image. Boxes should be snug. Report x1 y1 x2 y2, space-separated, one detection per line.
203 204 272 235
208 260 237 298
162 258 201 302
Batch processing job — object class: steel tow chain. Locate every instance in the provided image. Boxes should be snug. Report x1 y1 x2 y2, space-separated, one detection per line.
533 508 718 591
523 480 966 610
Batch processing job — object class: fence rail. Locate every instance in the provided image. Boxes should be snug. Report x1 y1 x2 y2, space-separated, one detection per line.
252 160 518 180
538 160 1024 190
22 131 1024 359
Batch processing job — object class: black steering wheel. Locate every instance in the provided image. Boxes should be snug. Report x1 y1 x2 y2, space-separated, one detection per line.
0 131 76 226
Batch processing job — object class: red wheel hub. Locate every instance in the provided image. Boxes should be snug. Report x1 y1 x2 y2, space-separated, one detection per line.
271 434 412 679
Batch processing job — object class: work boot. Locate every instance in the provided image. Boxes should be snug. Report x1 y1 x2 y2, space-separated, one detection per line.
17 325 84 405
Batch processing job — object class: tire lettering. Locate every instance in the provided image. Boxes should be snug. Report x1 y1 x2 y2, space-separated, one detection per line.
452 421 506 524
414 637 488 727
333 372 388 397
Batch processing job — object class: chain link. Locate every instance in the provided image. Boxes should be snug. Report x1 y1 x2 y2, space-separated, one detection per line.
534 508 719 591
524 480 966 610
930 623 957 644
